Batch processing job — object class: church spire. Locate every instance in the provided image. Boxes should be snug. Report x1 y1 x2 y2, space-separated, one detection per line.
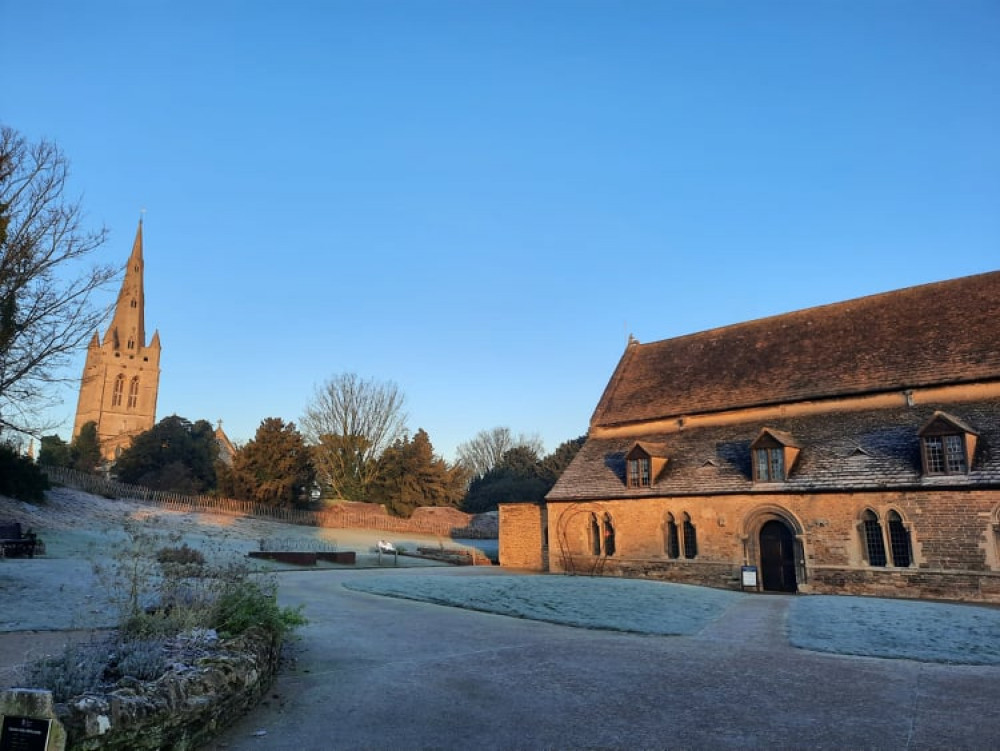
102 219 146 351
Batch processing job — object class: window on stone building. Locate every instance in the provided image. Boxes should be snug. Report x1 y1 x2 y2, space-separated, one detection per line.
664 513 680 559
111 374 125 407
589 512 616 557
603 513 616 557
751 429 800 483
627 456 651 488
887 510 912 567
862 510 887 567
754 447 784 482
590 513 601 556
921 435 967 475
682 513 697 559
127 377 140 409
919 412 976 476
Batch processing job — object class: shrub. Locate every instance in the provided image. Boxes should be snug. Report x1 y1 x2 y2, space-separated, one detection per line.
156 543 206 567
18 518 309 704
0 444 49 501
112 637 167 681
18 635 170 701
213 579 306 639
20 638 112 703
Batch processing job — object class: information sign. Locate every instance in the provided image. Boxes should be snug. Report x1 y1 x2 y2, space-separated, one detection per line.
0 715 51 751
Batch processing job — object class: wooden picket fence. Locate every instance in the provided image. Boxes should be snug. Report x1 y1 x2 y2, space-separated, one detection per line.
42 465 494 539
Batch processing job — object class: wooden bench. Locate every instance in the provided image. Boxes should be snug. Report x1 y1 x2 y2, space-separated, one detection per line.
0 522 38 558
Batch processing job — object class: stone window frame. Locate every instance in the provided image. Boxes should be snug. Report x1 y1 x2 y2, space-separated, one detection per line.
886 509 913 568
127 376 140 410
991 505 1000 571
663 512 680 559
588 511 616 558
111 373 125 408
918 412 978 476
681 512 698 559
859 507 914 568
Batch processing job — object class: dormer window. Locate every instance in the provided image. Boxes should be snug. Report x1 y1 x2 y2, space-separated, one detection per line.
628 456 650 487
755 447 784 482
919 412 977 476
625 442 669 488
751 428 800 483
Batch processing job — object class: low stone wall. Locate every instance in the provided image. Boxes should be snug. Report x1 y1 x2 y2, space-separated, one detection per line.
58 627 281 751
809 566 1000 603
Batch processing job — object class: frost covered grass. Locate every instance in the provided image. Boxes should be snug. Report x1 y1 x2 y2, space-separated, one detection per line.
345 574 744 635
788 595 1000 665
346 574 1000 665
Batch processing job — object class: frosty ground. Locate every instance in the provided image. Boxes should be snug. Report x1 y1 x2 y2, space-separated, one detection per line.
2 487 999 667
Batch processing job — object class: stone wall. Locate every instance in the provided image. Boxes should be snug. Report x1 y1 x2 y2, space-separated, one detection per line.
498 503 546 570
509 490 1000 603
58 627 280 751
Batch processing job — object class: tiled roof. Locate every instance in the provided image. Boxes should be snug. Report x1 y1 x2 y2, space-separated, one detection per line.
591 271 1000 428
548 401 1000 501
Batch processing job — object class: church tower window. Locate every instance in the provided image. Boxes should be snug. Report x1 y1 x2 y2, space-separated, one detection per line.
111 374 125 407
128 377 140 409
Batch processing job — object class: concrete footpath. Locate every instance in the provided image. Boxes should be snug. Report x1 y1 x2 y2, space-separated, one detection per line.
204 568 999 751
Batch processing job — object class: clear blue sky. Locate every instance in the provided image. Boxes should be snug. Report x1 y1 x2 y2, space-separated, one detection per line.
3 1 998 462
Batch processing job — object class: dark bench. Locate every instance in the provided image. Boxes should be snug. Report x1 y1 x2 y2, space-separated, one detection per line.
0 522 38 558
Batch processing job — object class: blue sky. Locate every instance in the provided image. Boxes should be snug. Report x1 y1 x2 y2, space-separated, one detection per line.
3 1 998 462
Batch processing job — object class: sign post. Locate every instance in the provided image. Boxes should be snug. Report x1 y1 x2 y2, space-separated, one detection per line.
741 565 759 591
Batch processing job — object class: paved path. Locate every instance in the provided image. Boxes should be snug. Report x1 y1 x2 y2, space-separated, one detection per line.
203 569 1000 751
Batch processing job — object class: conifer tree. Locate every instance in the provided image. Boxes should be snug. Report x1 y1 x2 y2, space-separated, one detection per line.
219 418 315 507
372 428 468 516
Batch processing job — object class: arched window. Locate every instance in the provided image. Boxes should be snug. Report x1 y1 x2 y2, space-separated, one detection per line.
590 513 601 556
682 513 697 559
862 510 887 567
603 513 616 557
887 510 912 568
127 376 140 409
663 513 680 559
588 512 616 557
111 374 125 407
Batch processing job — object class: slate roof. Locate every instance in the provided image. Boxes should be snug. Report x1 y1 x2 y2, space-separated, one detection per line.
591 271 1000 428
548 402 1000 501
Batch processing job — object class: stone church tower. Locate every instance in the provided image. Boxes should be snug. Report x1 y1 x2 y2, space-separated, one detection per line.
73 220 161 460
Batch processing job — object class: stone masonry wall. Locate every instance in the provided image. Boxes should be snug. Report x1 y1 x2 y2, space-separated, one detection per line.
59 627 280 751
533 490 1000 603
498 503 545 570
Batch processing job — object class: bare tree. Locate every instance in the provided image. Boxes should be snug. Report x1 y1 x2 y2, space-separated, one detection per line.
300 372 407 500
456 426 544 481
0 125 115 438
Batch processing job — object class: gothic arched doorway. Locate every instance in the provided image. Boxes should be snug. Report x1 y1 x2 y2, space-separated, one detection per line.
759 520 797 592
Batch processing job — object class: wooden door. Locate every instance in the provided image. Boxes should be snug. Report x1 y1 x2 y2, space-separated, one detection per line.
760 520 797 592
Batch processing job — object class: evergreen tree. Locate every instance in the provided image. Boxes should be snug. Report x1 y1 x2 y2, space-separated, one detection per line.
372 428 468 517
539 435 586 482
218 418 315 507
461 435 585 514
0 444 49 501
114 415 219 493
38 434 73 467
71 421 102 471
